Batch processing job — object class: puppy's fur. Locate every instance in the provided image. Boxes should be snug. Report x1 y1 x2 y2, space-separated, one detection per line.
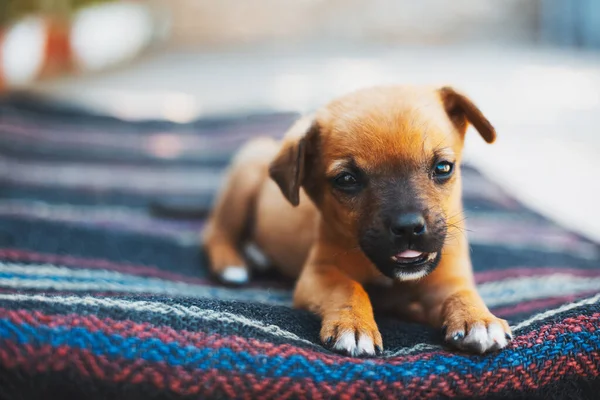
203 85 512 356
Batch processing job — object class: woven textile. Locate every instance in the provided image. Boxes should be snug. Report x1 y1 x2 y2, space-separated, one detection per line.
0 95 599 399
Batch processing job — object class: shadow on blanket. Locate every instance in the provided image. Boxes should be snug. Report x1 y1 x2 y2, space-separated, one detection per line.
0 94 598 399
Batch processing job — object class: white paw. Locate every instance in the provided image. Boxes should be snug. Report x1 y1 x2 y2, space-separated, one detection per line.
332 331 376 357
220 266 249 285
243 243 270 271
447 322 511 354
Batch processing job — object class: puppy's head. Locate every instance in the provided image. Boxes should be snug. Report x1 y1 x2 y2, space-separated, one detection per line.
269 85 495 281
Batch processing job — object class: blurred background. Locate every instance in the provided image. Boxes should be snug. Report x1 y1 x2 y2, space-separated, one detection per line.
0 0 599 241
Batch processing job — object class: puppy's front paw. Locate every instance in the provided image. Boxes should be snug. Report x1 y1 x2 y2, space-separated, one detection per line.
443 310 512 354
321 315 383 357
219 265 250 285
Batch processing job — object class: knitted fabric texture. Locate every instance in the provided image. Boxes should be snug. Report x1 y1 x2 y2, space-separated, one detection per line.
0 95 599 399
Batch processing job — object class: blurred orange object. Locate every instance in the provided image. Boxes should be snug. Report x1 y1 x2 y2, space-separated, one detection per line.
41 17 73 80
0 2 164 92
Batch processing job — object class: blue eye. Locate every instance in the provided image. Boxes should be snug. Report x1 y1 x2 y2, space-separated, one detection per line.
433 161 454 179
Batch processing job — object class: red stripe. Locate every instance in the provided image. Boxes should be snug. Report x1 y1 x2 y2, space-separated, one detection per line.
475 267 600 283
0 307 598 366
0 341 598 398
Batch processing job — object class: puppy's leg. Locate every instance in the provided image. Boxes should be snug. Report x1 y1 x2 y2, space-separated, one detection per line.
203 137 278 285
294 246 383 357
415 243 512 354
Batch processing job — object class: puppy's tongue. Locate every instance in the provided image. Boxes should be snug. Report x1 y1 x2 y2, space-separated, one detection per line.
396 250 423 259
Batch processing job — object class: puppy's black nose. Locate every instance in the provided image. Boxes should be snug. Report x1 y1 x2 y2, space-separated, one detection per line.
390 213 426 237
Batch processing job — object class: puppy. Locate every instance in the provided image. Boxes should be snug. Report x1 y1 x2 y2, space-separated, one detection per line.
202 85 512 356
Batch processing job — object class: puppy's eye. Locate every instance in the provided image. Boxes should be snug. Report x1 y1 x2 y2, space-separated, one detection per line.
433 161 454 180
333 172 361 191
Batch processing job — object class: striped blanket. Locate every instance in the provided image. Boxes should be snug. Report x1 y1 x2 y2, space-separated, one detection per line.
0 95 599 399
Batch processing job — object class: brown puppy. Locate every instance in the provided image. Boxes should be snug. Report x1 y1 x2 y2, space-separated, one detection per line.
202 85 512 356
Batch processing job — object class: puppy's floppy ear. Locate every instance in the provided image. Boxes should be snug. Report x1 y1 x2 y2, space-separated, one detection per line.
439 86 496 144
268 115 319 206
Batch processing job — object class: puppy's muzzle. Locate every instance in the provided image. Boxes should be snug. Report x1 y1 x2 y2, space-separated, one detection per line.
387 211 440 274
390 212 427 238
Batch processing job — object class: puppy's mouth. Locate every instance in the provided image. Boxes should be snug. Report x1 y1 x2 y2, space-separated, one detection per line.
385 250 440 281
391 250 437 267
359 232 444 281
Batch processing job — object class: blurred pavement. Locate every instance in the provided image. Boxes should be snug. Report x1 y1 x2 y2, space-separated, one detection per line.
30 43 600 242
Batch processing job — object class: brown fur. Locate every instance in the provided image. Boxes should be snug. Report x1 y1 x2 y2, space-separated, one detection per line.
203 85 511 356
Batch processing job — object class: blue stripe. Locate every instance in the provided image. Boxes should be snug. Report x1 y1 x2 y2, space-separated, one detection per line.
0 318 598 383
0 271 203 286
0 273 135 284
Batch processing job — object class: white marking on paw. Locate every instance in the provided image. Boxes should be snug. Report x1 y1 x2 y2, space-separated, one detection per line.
459 323 510 353
221 266 249 284
357 334 376 356
462 324 492 353
333 331 357 355
243 243 270 271
333 331 376 356
488 322 509 349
